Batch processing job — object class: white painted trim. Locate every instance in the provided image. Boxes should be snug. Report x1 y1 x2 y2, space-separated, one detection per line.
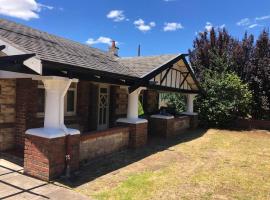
151 114 174 119
33 76 78 82
0 70 39 79
0 38 42 74
26 128 80 139
117 118 148 124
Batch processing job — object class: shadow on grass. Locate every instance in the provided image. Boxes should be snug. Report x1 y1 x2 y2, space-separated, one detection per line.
59 128 207 188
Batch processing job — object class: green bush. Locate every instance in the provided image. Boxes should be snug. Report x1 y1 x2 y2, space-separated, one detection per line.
196 71 252 127
160 93 186 114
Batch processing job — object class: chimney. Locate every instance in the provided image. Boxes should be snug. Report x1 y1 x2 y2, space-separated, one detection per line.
109 40 119 57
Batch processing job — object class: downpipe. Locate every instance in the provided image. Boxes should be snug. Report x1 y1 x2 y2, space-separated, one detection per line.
60 79 72 179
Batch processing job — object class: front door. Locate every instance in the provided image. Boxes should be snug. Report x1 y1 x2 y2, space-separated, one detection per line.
97 85 110 130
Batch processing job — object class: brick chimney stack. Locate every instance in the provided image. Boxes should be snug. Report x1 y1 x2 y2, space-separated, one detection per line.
109 40 119 57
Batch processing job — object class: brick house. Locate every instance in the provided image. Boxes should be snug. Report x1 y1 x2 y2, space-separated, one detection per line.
0 18 200 181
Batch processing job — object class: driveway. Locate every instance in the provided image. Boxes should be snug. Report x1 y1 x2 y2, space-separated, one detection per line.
0 157 90 200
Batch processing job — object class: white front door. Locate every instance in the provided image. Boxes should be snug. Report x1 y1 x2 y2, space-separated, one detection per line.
97 85 110 130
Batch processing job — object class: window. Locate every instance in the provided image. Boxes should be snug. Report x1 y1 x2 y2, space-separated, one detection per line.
37 82 77 117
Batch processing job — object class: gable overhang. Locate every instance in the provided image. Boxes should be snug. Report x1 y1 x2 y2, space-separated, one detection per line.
0 38 42 74
129 54 201 94
0 53 39 76
41 60 140 86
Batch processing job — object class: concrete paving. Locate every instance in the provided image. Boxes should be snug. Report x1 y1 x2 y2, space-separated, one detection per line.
0 158 91 200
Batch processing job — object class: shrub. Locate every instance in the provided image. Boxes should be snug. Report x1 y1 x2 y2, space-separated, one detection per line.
196 71 252 127
160 93 186 114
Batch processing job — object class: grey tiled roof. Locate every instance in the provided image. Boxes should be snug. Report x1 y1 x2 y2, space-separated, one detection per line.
0 18 180 78
118 54 179 78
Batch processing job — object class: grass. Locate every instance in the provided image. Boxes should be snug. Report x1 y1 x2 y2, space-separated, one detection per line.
74 129 270 200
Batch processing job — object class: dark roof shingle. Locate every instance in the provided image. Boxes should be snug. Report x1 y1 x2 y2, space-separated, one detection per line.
0 18 180 78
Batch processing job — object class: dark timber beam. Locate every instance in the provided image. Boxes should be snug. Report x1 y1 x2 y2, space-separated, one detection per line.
160 68 171 85
179 72 190 89
0 45 6 51
0 54 38 74
0 53 35 65
146 84 199 94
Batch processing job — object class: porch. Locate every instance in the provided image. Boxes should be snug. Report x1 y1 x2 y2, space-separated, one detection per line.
0 18 201 181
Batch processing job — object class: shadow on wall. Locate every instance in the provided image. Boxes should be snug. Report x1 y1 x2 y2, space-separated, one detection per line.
58 128 207 188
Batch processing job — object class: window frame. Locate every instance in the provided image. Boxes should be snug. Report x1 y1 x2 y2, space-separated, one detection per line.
37 82 77 117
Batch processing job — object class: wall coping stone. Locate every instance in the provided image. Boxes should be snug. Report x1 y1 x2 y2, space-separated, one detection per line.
26 128 80 139
81 126 129 141
117 118 148 124
151 114 174 119
181 112 198 116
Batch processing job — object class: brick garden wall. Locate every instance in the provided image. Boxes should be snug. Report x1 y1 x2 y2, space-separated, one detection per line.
24 134 80 181
235 119 270 130
80 127 129 162
149 116 191 138
0 79 16 151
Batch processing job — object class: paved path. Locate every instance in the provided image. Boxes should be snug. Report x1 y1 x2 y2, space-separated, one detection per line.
0 158 90 200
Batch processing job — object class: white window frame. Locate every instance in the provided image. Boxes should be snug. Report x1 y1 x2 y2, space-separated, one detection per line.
37 82 77 117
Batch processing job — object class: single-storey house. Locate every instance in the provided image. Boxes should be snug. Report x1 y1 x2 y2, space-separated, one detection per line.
0 18 200 181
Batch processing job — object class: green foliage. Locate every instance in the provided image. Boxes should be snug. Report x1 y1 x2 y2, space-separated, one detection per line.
160 93 186 114
189 28 270 120
196 71 252 127
138 101 144 116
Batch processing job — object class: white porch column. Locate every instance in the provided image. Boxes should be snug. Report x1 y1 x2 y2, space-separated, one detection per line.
186 94 196 113
43 78 71 129
26 76 80 138
117 87 147 124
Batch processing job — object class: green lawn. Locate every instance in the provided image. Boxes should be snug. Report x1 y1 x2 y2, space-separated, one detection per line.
74 129 270 200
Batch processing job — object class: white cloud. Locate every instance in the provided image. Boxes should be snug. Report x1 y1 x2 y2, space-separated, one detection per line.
106 10 125 22
236 18 251 26
0 0 53 20
255 15 270 21
219 24 226 29
163 22 183 32
248 24 259 29
86 36 117 46
134 18 156 32
205 22 213 31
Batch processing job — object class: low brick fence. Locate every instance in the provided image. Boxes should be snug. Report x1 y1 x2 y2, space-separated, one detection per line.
80 127 129 163
235 119 270 130
149 116 191 138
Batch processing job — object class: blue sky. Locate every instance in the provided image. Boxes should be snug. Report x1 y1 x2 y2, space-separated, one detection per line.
0 0 269 57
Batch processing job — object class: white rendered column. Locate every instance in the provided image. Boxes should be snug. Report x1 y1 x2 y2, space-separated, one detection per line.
26 76 80 138
127 89 140 119
117 87 147 124
43 78 71 129
186 94 195 113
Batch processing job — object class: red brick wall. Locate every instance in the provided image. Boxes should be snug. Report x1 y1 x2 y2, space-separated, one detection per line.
149 116 191 138
110 86 128 127
24 134 80 181
118 122 148 148
80 127 129 162
15 79 39 149
235 119 270 130
77 81 91 132
143 90 159 115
